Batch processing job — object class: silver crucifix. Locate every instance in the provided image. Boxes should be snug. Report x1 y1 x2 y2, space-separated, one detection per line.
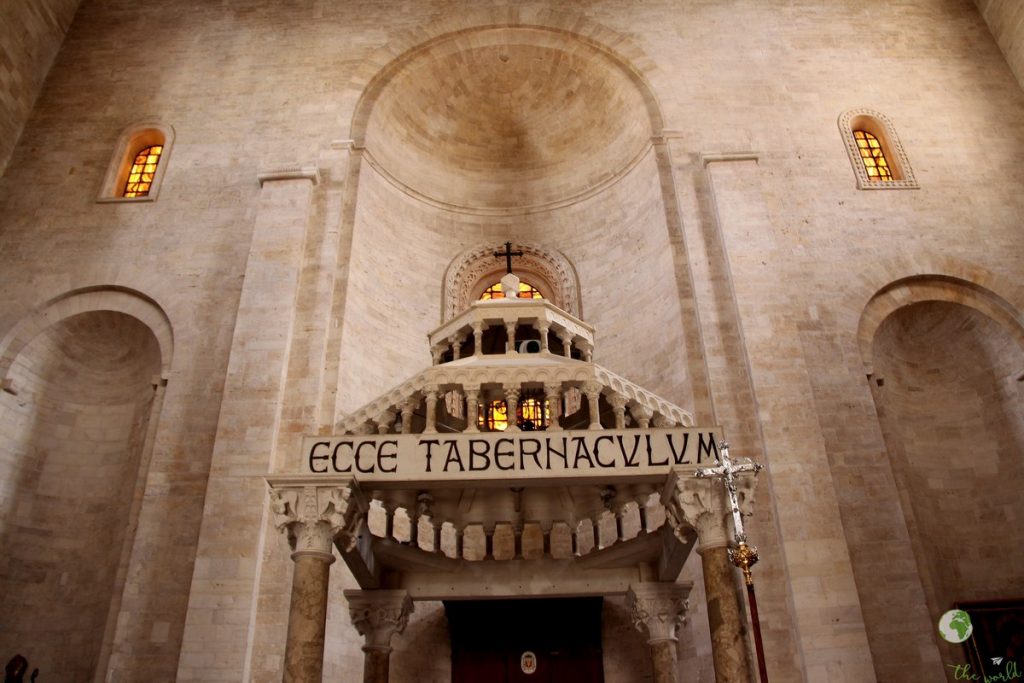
694 441 763 545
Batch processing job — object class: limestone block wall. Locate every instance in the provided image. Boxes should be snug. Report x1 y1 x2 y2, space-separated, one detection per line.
0 0 81 175
0 0 1022 681
976 0 1024 90
0 311 160 681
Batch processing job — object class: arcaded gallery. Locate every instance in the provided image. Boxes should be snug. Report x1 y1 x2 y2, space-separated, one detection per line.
1 1 1023 682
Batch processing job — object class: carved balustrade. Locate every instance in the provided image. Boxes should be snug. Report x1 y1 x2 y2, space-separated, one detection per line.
428 299 594 363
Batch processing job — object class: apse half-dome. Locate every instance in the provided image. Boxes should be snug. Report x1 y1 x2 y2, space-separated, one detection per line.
361 27 655 211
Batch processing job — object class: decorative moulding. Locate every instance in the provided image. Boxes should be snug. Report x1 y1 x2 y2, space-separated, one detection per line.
699 152 760 166
442 241 582 322
257 164 321 187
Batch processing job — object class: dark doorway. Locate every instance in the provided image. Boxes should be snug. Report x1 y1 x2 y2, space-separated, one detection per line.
446 597 604 683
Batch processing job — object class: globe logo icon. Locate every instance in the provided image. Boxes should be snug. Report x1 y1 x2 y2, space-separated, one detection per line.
938 609 973 644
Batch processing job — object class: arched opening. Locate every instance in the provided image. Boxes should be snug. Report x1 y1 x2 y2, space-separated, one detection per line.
0 310 164 680
869 300 1024 661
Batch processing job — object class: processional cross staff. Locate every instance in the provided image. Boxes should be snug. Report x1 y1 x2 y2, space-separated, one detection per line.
494 241 524 275
695 441 770 683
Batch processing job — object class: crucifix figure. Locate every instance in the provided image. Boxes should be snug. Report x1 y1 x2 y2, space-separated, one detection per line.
493 241 523 274
695 441 770 682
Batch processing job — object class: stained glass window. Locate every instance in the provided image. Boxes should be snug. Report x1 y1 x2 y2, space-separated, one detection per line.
853 131 893 182
480 400 509 431
123 145 164 197
479 281 543 301
478 396 550 431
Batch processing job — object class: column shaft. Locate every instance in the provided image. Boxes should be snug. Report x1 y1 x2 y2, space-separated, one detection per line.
650 640 678 683
701 546 751 683
283 554 333 683
363 649 389 683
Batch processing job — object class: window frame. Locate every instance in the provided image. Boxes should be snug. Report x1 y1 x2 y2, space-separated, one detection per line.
838 109 918 190
97 122 175 203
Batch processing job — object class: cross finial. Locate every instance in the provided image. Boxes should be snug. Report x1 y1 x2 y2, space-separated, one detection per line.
493 241 524 275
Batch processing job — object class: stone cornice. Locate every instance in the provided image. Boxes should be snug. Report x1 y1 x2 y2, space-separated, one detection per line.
257 164 321 187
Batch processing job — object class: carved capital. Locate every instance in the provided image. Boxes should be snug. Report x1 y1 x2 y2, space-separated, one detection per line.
374 409 397 434
662 470 759 551
652 414 676 428
626 582 692 644
662 473 729 550
269 481 367 558
630 404 654 428
344 589 415 652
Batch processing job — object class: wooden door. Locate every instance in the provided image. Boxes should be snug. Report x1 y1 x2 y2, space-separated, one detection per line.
447 597 604 683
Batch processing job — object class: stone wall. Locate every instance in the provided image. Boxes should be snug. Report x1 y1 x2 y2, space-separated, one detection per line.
0 1 1022 681
0 0 80 175
976 0 1024 90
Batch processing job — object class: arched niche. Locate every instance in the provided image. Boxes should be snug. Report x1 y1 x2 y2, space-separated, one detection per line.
0 289 171 680
864 284 1024 648
442 242 582 321
333 17 696 419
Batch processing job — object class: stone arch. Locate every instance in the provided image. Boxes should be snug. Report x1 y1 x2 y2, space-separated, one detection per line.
342 8 665 145
857 274 1024 376
442 242 582 322
854 271 1024 669
0 286 172 679
0 285 174 385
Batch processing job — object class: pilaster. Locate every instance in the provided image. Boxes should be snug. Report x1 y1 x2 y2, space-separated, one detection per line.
176 164 320 681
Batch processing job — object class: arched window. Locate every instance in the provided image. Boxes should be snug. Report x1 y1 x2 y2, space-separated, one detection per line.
98 122 175 202
852 130 892 182
479 280 544 301
838 109 917 190
122 144 164 197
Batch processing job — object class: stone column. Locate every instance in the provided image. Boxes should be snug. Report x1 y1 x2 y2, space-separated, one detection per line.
557 329 574 358
463 385 480 433
344 590 415 683
543 382 562 429
663 472 757 683
472 322 484 356
538 322 550 351
423 387 438 433
583 382 603 430
630 404 653 429
270 482 365 683
626 582 692 683
504 385 521 431
505 321 517 353
399 397 417 434
608 393 628 429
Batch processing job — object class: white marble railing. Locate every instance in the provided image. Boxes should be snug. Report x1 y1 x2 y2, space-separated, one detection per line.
427 298 595 364
334 361 694 435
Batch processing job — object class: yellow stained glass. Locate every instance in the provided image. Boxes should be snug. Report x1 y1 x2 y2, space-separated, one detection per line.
853 130 893 181
478 397 550 431
123 144 164 197
480 400 509 431
479 280 544 301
